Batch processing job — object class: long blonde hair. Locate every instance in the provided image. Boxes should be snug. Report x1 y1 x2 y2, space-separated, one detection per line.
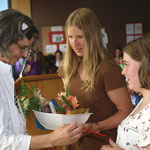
63 8 113 92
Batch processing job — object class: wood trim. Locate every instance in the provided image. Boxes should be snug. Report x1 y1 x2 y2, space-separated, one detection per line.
15 73 61 91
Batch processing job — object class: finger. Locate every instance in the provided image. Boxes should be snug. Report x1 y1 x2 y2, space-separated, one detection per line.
68 131 82 144
68 125 83 142
71 124 83 135
66 122 79 131
109 138 116 147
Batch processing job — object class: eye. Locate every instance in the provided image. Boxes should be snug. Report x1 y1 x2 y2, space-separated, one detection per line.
22 47 27 50
78 35 84 38
68 35 73 38
123 62 129 67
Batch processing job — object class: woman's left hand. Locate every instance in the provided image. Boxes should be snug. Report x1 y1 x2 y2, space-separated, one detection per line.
82 123 98 136
100 138 121 150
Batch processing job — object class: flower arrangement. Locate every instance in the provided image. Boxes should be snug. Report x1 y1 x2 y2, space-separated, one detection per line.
56 89 79 114
18 84 89 117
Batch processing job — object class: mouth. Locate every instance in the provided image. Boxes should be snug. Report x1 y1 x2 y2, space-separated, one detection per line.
125 77 129 83
74 48 82 53
126 78 131 87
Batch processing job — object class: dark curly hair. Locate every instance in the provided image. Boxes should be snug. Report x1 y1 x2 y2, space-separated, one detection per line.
0 9 39 58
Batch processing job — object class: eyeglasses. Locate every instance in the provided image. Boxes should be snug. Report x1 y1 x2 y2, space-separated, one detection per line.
15 42 33 53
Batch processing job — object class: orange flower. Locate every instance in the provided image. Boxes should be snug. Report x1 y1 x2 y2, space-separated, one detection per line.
71 96 79 109
66 95 74 102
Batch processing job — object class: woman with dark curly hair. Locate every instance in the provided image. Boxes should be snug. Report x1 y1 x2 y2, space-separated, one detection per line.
0 9 82 150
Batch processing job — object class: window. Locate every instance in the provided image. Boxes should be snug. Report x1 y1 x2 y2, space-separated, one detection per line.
0 0 11 11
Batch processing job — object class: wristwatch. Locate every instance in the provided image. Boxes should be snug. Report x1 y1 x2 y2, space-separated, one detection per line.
93 122 102 132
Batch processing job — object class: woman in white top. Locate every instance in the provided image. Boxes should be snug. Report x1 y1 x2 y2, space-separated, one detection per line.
0 9 82 150
101 34 150 150
55 50 63 67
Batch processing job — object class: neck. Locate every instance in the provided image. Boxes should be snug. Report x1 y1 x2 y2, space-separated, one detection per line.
0 57 11 64
141 88 150 103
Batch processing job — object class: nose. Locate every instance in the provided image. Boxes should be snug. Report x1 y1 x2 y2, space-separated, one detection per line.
72 38 78 46
121 67 126 76
22 50 29 58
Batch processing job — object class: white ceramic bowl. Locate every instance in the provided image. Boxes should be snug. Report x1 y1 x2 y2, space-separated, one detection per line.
33 110 92 130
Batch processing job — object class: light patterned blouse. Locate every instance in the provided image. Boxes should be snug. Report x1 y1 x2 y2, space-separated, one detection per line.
116 99 150 150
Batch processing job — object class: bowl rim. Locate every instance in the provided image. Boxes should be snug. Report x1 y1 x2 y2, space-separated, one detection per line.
33 110 93 116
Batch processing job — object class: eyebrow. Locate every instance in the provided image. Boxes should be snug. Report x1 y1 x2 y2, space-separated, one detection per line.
123 60 129 64
22 41 36 48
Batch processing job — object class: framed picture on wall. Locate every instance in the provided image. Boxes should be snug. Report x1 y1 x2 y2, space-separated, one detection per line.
126 23 143 43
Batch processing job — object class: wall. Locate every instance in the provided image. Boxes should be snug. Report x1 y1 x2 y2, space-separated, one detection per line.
31 0 150 54
11 0 31 17
11 0 150 54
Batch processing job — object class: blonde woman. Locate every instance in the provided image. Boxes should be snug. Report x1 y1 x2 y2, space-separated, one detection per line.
58 8 133 150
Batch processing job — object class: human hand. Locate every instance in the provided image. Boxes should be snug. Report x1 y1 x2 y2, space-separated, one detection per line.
51 122 83 147
100 138 121 150
82 123 97 136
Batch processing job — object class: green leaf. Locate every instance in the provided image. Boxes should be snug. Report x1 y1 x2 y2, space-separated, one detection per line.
61 95 70 106
56 107 66 114
32 85 37 91
66 89 70 97
18 84 41 118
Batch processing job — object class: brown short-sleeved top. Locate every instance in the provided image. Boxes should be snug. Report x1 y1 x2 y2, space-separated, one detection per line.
58 62 126 150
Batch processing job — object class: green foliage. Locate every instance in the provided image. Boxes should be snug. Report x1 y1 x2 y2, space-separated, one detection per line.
61 95 72 106
18 84 41 117
66 89 70 97
56 107 66 114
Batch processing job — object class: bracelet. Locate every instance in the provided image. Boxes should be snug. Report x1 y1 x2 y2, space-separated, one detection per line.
93 123 102 132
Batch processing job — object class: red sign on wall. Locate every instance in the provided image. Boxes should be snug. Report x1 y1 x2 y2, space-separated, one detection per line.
49 31 66 50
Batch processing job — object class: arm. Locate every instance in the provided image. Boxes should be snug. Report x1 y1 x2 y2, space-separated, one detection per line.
30 122 83 149
98 86 133 131
23 56 34 75
23 64 31 74
145 144 150 150
84 86 133 132
0 74 82 150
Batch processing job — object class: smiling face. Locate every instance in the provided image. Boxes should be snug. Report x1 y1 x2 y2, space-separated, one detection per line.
6 37 35 65
122 52 141 93
67 26 85 57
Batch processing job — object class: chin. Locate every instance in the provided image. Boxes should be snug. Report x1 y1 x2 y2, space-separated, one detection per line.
76 53 83 57
128 85 134 91
10 61 17 66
